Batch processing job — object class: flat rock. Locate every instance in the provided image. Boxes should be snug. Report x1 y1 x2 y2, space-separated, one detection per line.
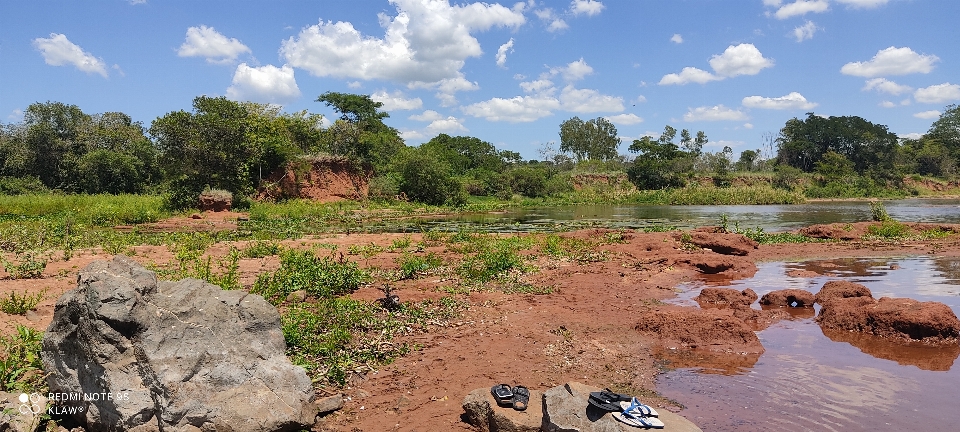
683 232 758 256
634 309 764 354
462 387 542 432
818 296 960 344
695 288 757 309
542 382 702 432
815 280 873 305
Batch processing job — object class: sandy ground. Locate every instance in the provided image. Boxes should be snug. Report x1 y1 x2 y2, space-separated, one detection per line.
3 216 960 431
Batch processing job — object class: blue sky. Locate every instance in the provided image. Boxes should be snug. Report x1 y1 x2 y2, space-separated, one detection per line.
2 0 959 159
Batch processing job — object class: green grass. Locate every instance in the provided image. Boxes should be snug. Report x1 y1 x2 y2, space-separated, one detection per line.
252 249 369 305
0 194 168 226
396 252 444 280
0 325 45 392
867 220 911 239
0 251 48 279
242 240 284 258
0 290 45 315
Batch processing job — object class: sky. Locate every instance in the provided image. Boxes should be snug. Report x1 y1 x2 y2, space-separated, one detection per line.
2 0 959 160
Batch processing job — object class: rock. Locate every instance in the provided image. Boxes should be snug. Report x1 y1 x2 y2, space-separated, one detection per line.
815 280 873 305
461 387 541 432
25 309 40 321
189 213 203 220
634 309 764 354
817 296 960 344
541 382 702 432
798 224 858 241
759 289 815 308
695 288 757 309
682 232 758 256
313 394 343 415
42 256 315 432
676 254 756 276
286 289 307 303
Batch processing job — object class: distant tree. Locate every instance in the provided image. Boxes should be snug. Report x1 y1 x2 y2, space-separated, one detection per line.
735 149 760 172
626 133 687 189
397 149 465 206
419 134 507 173
775 113 898 177
316 92 403 171
926 104 960 160
559 116 621 162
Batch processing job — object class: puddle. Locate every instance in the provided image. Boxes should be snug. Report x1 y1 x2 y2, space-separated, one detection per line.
658 257 960 431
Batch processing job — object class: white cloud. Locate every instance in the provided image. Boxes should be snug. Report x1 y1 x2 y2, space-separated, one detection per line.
879 101 896 108
400 129 426 140
743 123 754 129
658 67 720 85
347 81 362 88
793 20 817 42
177 26 251 64
709 44 774 77
901 99 911 106
763 0 782 6
899 132 923 140
462 95 561 122
225 64 300 104
570 0 605 16
670 34 683 44
774 0 829 20
559 85 624 113
32 33 108 77
914 83 960 104
409 110 444 121
554 58 594 82
371 90 423 111
863 78 912 95
605 113 644 125
520 79 555 94
280 0 524 85
683 105 748 122
635 95 647 104
534 8 568 32
409 74 480 106
840 47 939 77
914 110 941 119
835 0 889 9
496 38 514 67
425 116 468 133
7 109 24 122
742 92 817 110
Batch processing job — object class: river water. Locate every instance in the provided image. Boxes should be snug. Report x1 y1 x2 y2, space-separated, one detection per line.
660 257 960 431
387 198 960 233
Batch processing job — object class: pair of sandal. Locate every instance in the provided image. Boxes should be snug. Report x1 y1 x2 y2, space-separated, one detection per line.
491 384 530 411
588 389 664 429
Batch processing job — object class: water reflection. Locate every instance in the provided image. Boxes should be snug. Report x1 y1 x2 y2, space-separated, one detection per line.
820 327 960 371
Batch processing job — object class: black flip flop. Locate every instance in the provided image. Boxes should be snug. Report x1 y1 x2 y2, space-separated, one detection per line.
588 389 630 412
491 384 514 407
512 385 530 411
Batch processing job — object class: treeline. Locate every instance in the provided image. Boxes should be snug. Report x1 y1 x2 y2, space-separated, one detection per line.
1 92 958 208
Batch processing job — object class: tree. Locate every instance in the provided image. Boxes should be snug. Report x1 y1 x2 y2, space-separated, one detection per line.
316 92 403 170
150 96 253 209
626 135 687 189
397 149 465 206
735 149 759 172
419 134 507 173
559 116 621 162
926 104 960 160
775 113 899 177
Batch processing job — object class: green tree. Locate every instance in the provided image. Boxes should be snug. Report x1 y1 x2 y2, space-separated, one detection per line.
397 149 465 206
316 92 403 170
926 104 960 161
150 96 253 209
626 134 687 189
735 149 759 172
559 116 621 162
419 134 508 173
775 113 899 178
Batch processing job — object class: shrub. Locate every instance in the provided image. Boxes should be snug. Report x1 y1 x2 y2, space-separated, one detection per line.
867 220 909 238
0 176 48 195
0 325 45 392
870 200 892 222
252 250 369 304
396 252 444 280
1 251 47 279
397 151 465 206
772 165 803 190
0 290 45 315
506 167 549 198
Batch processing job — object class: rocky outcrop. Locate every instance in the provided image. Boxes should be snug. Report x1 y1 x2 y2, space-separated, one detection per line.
676 254 757 277
461 387 542 432
462 382 702 432
815 280 873 305
798 224 859 241
760 289 816 308
683 232 758 256
817 296 960 344
634 309 764 354
42 256 316 432
695 288 757 309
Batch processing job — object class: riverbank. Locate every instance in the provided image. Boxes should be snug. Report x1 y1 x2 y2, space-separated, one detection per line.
3 216 960 431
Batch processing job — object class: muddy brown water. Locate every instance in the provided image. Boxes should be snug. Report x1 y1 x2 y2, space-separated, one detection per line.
379 198 960 233
660 257 960 431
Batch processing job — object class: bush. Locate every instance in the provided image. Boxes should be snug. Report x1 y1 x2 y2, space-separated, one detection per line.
772 165 804 190
252 250 369 304
0 176 48 195
0 325 45 392
506 166 549 198
397 151 465 206
0 290 45 315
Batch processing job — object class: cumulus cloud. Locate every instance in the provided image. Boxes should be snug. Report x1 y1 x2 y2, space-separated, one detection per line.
462 95 560 122
879 101 896 108
841 47 939 77
899 132 923 140
742 92 817 110
280 0 524 86
605 113 643 125
683 105 748 122
914 110 941 119
660 44 772 86
553 58 594 82
371 90 423 111
914 83 960 104
793 21 817 42
178 25 251 64
559 85 624 113
835 0 889 9
32 33 108 77
862 78 912 95
425 116 468 133
773 0 829 19
225 64 300 104
347 81 363 88
570 0 605 16
520 79 555 94
496 38 514 67
659 67 720 85
670 34 683 44
534 7 568 32
409 74 479 106
409 110 444 121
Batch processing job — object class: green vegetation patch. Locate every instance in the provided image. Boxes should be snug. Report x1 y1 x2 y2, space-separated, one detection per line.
252 249 369 305
0 325 46 392
0 290 45 315
396 252 444 280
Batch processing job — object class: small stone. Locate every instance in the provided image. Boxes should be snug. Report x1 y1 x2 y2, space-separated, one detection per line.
314 394 344 414
286 290 307 303
25 310 40 322
189 213 203 219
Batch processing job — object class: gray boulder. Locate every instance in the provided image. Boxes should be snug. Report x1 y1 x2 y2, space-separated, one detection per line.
42 256 315 432
542 382 702 432
461 387 542 432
